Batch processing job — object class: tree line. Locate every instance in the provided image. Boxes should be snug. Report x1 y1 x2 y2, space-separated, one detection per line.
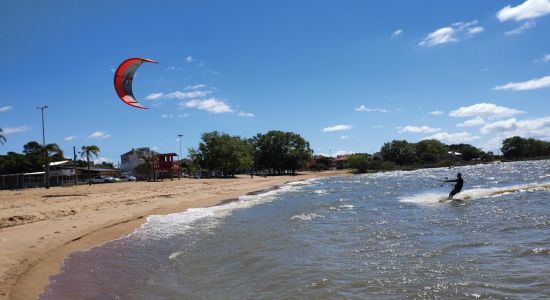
188 130 313 177
0 141 107 175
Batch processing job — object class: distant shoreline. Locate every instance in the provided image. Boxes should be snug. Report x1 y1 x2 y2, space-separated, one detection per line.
0 170 349 300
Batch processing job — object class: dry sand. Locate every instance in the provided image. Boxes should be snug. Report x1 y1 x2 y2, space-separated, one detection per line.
0 170 348 300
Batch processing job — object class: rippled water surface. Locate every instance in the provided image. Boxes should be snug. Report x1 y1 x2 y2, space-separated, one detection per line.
41 161 550 299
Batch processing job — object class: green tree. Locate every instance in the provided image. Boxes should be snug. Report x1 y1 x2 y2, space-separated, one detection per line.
346 153 370 173
22 141 64 171
0 152 32 174
252 131 312 174
81 145 100 185
501 136 525 159
448 143 484 161
380 140 417 165
416 139 447 164
190 131 253 177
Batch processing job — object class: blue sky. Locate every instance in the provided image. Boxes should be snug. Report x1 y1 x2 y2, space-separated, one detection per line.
1 0 549 163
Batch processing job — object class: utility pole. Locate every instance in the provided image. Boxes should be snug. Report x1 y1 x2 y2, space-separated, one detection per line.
73 146 78 185
178 134 183 180
37 105 49 189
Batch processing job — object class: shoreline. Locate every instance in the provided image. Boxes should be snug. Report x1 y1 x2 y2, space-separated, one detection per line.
0 170 348 300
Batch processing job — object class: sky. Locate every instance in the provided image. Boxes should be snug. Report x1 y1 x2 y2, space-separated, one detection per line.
1 0 549 164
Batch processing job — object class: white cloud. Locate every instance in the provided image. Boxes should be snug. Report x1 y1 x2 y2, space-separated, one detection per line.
182 98 233 113
419 20 483 47
0 106 12 112
424 131 480 143
467 26 485 35
178 113 190 118
340 135 350 140
399 125 441 133
392 29 403 37
185 84 207 90
429 110 444 116
543 54 550 62
505 20 536 35
419 27 457 47
449 103 524 118
161 114 174 118
88 131 111 139
479 116 550 150
355 105 388 113
497 0 550 21
2 125 30 134
185 56 195 63
64 136 78 141
146 90 212 101
93 156 113 165
165 66 182 71
322 125 352 132
145 92 164 100
457 117 486 127
237 111 255 117
480 116 550 136
494 75 550 91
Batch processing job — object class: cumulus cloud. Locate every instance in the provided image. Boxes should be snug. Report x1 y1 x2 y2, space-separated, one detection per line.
322 125 352 132
146 90 213 101
479 116 550 150
145 92 164 100
93 156 113 165
543 54 550 62
185 84 207 90
181 98 233 113
88 131 111 139
185 56 195 63
340 135 350 140
64 136 78 141
424 131 480 143
0 106 12 112
237 111 255 117
457 117 486 127
449 103 524 118
494 75 550 91
497 0 550 21
419 20 483 47
505 20 536 35
2 125 30 134
392 29 403 37
429 110 444 116
480 116 550 135
355 105 388 112
399 125 441 133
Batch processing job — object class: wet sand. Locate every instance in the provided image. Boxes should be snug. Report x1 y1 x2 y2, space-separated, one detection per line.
0 171 348 300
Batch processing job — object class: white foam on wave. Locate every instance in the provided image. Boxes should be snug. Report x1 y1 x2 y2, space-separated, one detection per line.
129 180 310 241
290 213 325 221
399 181 550 204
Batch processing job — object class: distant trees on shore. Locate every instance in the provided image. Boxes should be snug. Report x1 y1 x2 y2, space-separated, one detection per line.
501 136 550 159
188 130 313 177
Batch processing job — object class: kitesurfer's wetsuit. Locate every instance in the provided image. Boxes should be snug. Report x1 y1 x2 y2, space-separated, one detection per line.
445 175 463 199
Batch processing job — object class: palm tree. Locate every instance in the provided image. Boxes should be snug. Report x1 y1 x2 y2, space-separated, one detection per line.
81 145 100 185
0 128 6 145
142 155 158 181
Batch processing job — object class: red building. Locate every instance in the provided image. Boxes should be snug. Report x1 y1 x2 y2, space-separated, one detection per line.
156 153 179 179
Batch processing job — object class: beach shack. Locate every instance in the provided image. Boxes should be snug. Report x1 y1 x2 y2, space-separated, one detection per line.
156 153 179 180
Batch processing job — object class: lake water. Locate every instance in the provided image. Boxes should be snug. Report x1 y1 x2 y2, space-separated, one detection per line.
40 160 550 299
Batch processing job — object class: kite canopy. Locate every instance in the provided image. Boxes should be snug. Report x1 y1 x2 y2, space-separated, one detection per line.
114 58 158 109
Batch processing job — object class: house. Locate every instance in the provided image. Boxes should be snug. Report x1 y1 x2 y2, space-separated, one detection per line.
120 147 158 174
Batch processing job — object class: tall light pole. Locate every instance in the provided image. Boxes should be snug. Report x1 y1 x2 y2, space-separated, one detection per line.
178 134 183 180
37 105 49 189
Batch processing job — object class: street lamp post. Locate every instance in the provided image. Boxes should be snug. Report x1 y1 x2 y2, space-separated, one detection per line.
37 105 49 189
178 134 183 180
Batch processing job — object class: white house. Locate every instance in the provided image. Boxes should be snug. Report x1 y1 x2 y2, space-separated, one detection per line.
120 147 158 174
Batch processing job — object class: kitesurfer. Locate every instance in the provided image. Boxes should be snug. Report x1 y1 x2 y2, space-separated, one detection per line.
444 173 463 200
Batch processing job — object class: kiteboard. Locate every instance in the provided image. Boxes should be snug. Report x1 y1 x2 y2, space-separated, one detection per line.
438 197 464 203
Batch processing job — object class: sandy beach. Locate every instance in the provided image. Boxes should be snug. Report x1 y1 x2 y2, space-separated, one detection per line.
0 170 348 300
